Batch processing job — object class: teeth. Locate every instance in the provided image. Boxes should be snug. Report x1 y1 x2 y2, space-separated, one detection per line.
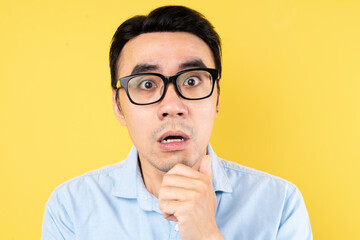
161 138 185 143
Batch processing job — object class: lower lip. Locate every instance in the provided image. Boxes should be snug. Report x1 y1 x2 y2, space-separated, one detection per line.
157 139 190 151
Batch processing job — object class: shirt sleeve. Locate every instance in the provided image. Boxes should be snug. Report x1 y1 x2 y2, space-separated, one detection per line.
276 186 313 240
41 189 75 240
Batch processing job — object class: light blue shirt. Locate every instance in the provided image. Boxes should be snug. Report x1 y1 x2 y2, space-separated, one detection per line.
42 145 312 239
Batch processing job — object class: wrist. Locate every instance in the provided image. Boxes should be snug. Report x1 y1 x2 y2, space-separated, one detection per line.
202 226 224 240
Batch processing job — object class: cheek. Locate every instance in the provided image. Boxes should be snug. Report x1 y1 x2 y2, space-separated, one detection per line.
191 103 217 136
126 111 146 130
119 91 153 135
124 108 156 144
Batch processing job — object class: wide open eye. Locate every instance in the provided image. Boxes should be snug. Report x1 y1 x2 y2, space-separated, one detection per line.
127 74 164 104
183 76 201 87
176 70 213 99
138 80 156 90
129 75 160 91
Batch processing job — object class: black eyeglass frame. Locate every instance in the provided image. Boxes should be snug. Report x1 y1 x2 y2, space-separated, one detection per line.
116 68 219 105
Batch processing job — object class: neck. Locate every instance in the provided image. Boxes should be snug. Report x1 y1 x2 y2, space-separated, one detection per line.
138 154 203 198
138 157 165 198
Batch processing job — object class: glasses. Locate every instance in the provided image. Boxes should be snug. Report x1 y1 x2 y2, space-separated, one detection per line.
116 68 219 105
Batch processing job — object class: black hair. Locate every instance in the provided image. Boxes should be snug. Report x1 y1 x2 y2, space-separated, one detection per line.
109 5 222 94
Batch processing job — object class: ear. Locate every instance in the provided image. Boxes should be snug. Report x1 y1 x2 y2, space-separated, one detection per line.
112 89 127 126
215 95 220 116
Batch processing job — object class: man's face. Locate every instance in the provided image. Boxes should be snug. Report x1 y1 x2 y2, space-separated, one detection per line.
113 32 219 172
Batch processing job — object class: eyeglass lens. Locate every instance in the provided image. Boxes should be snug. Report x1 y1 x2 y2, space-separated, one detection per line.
127 70 214 104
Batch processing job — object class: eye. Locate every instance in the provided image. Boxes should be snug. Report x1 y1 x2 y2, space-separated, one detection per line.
183 77 201 87
138 80 156 90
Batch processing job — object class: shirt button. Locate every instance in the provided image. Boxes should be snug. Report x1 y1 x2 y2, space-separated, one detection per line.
174 224 179 232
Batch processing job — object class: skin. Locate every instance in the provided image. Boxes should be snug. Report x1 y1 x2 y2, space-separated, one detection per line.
112 32 224 240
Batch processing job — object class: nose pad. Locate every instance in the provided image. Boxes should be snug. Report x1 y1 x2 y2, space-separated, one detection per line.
158 83 188 120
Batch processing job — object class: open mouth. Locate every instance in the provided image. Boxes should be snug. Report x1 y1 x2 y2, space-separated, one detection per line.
157 131 190 151
158 131 189 144
160 136 186 143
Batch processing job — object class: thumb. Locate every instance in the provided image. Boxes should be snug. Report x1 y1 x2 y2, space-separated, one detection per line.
199 155 212 179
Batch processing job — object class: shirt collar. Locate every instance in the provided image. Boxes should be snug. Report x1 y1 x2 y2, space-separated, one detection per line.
111 144 233 200
111 146 140 199
207 144 233 193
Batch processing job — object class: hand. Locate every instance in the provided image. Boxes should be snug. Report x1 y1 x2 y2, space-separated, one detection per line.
158 155 224 240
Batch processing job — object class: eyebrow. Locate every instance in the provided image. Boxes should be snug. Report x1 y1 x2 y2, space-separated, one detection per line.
179 59 207 70
131 64 159 75
130 59 207 75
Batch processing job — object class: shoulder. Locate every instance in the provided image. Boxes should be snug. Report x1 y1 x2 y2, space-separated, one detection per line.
217 157 298 197
213 157 312 238
215 158 311 226
46 161 126 207
57 161 125 188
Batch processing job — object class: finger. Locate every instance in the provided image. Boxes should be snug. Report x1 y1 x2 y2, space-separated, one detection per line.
166 155 212 178
167 163 201 178
161 174 203 189
158 186 198 201
158 200 182 222
165 214 178 222
199 155 212 178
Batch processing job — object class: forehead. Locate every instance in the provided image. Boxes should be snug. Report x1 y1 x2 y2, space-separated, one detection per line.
117 32 215 77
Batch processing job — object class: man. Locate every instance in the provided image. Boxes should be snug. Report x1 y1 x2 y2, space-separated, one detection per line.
42 6 312 240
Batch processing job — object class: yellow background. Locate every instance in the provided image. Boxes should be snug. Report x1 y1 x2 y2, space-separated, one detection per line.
1 0 359 239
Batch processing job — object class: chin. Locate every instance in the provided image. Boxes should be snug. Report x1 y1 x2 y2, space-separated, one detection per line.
150 153 198 172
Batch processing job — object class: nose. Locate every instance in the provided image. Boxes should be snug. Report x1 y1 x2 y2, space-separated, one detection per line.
157 83 188 120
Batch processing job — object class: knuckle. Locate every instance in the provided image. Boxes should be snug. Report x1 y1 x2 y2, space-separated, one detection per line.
184 199 196 210
158 188 166 199
188 189 200 201
158 201 164 210
173 163 183 171
175 163 186 171
158 200 167 211
161 175 170 186
196 179 208 192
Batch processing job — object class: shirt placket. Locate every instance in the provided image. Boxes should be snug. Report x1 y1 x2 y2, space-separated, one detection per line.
169 220 180 240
